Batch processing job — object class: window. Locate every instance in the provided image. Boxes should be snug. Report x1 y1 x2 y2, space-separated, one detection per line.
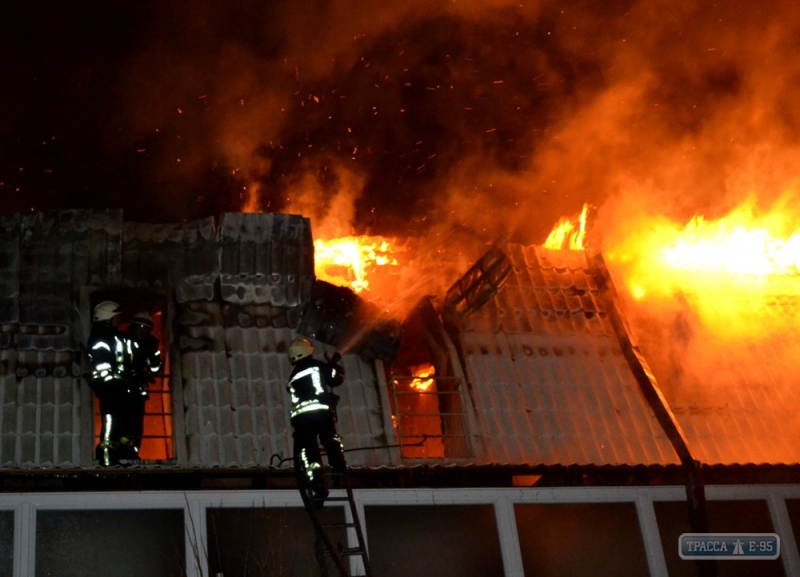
89 291 174 462
36 509 184 577
365 505 504 577
0 511 12 577
515 503 650 577
207 507 346 576
654 500 784 577
389 368 471 459
135 310 173 459
386 297 473 459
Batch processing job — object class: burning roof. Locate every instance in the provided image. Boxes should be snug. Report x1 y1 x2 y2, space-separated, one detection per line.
1 206 799 474
444 243 679 466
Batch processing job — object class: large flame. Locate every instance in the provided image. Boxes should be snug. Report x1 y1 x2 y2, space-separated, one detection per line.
314 236 400 294
660 215 800 276
601 197 800 338
544 203 589 250
607 201 800 294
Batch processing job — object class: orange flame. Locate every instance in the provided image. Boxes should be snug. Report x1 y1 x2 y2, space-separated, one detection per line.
604 197 800 338
409 363 435 392
660 214 800 276
314 236 399 293
544 203 589 250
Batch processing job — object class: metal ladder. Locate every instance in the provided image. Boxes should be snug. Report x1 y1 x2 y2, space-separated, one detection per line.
294 449 374 577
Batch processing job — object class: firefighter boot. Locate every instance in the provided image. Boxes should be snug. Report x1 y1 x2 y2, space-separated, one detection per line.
311 473 329 509
325 435 347 489
118 436 139 460
95 441 120 467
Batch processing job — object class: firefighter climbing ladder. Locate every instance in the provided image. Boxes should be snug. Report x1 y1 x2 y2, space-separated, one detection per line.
294 446 374 577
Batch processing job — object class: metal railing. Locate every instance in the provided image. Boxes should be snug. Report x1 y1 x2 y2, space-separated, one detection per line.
390 375 472 459
92 372 175 461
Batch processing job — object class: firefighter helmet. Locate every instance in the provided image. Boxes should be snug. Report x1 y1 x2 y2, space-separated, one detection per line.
131 311 154 329
288 338 314 364
93 301 121 322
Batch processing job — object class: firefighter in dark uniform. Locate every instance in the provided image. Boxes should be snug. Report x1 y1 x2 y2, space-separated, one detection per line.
287 337 346 503
87 301 132 466
123 311 163 459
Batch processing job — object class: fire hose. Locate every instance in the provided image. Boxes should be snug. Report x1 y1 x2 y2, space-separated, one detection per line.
269 435 429 468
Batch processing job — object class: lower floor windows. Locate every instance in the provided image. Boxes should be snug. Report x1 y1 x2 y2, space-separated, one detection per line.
36 509 184 577
1 485 799 576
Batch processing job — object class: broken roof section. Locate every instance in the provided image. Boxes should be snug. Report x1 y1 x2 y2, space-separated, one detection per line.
443 244 680 467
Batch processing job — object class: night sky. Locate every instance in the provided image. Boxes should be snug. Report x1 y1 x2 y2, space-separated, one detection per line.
2 1 800 247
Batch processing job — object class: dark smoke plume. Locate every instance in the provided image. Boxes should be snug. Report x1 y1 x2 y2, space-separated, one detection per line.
3 0 800 247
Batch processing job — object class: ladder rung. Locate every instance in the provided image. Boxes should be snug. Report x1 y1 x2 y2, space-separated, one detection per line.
321 522 358 528
320 546 363 556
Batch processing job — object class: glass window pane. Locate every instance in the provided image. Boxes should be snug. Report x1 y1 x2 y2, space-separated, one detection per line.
515 502 649 577
36 509 184 577
654 500 784 577
0 511 12 577
207 507 347 577
365 504 504 577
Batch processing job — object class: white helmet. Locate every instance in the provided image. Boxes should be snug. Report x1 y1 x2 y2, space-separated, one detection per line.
131 311 154 329
288 338 314 364
93 301 121 322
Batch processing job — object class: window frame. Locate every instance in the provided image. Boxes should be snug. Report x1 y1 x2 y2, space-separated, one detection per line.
388 373 474 460
4 484 800 577
82 288 179 466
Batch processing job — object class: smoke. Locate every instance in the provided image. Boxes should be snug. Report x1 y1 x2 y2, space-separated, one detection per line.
4 1 800 227
5 2 800 299
3 0 800 424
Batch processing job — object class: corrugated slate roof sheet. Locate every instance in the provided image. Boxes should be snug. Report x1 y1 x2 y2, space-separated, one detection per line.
455 244 679 467
634 290 800 465
0 210 321 469
4 207 795 472
0 374 82 468
179 307 393 469
123 217 218 300
0 210 123 468
218 213 314 307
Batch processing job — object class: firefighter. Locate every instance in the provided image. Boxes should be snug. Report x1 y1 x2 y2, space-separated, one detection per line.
123 311 163 459
87 300 132 466
287 337 346 505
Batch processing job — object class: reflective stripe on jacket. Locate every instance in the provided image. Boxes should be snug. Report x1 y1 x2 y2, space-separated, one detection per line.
88 332 130 383
287 358 343 419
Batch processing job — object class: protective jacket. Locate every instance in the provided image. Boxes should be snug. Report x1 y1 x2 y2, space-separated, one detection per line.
87 325 130 391
88 324 138 465
128 332 162 390
287 357 343 420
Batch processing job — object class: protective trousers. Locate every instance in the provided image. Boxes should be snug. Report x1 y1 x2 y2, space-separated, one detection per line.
292 409 345 494
94 383 144 465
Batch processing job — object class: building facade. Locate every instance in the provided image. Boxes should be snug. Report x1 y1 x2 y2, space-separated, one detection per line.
0 210 798 576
